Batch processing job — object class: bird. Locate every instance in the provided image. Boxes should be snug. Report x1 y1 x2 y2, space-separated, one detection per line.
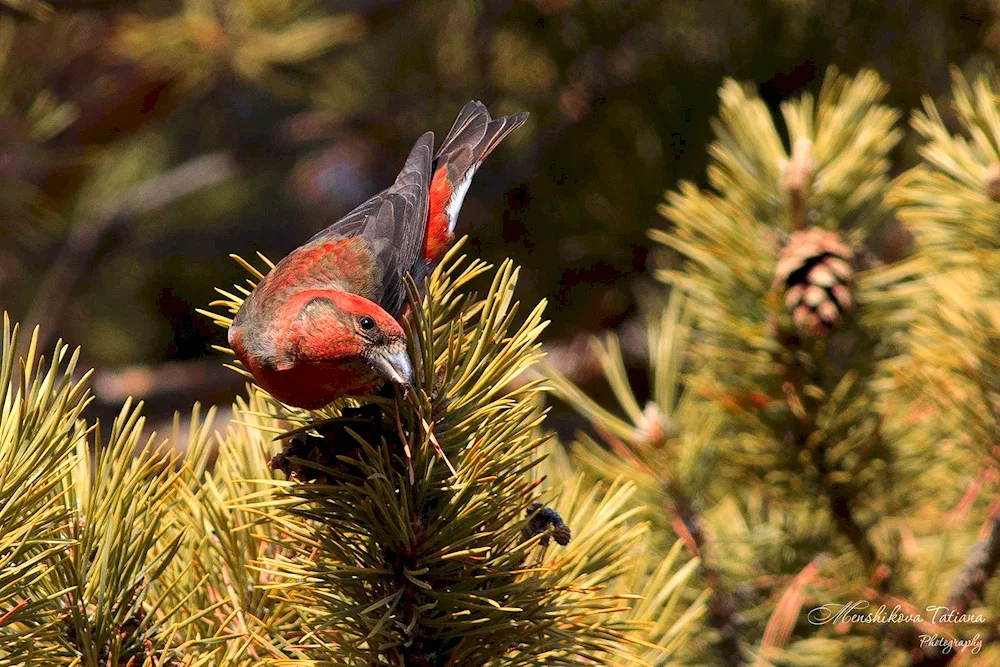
228 101 529 410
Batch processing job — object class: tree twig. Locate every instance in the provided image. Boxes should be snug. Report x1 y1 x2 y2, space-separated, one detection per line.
782 372 881 573
667 480 747 667
908 507 1000 667
804 442 879 569
0 598 30 626
91 359 241 405
514 316 647 389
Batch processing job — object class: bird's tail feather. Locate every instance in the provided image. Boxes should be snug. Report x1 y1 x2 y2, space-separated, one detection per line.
434 101 529 177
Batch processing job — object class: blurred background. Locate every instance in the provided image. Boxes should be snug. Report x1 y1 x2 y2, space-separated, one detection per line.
0 0 997 431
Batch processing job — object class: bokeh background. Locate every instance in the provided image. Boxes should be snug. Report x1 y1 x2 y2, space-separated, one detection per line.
1 0 998 431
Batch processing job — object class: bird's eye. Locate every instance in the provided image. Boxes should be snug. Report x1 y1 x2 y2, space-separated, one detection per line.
359 316 376 331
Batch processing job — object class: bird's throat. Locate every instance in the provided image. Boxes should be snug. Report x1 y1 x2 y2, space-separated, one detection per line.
253 357 381 410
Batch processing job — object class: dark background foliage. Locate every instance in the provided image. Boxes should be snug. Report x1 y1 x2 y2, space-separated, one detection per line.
1 0 997 425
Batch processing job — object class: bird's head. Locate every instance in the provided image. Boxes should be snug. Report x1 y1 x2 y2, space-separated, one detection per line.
266 289 413 390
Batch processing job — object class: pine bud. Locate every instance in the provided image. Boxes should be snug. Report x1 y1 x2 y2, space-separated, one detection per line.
631 401 673 450
779 138 818 229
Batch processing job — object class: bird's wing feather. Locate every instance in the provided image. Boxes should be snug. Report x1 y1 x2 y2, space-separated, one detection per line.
383 131 433 274
360 132 432 317
298 132 433 318
307 131 433 257
307 191 384 243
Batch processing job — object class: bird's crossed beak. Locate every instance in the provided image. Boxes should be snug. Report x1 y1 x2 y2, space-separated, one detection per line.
367 344 414 388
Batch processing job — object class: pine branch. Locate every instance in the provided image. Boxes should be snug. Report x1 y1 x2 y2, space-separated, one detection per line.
827 493 878 571
648 68 911 663
665 480 746 667
798 422 879 570
164 395 304 663
91 359 242 415
947 509 1000 619
111 3 366 99
547 291 745 665
907 507 1000 667
887 67 1000 664
0 316 86 665
204 246 661 665
782 372 882 575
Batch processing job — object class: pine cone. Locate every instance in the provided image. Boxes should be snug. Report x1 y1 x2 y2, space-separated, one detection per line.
774 228 856 337
522 502 572 547
268 404 392 483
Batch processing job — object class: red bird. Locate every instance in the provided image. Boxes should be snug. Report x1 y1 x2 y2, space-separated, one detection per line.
229 102 528 409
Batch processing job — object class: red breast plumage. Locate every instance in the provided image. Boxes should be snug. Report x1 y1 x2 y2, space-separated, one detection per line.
228 102 529 409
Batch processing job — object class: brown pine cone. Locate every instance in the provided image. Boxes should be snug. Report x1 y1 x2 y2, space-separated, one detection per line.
774 228 856 337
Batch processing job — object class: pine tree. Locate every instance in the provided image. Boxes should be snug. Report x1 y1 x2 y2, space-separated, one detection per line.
885 66 1000 666
0 244 705 664
550 68 1000 666
6 2 1000 664
0 5 709 662
193 244 705 665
